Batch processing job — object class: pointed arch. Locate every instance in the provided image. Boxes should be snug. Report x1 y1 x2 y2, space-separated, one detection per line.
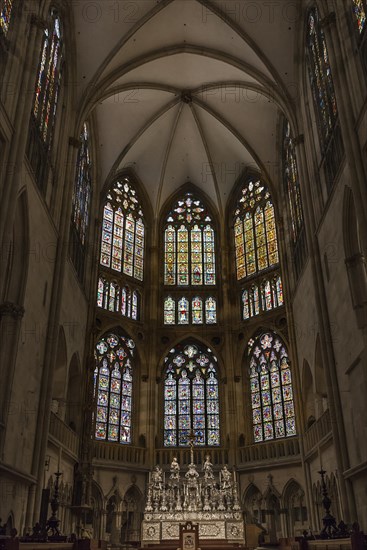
282 479 307 537
69 121 93 281
162 339 221 447
243 482 263 523
26 6 64 193
246 330 296 442
302 360 316 429
3 190 29 303
52 326 68 418
65 352 82 432
162 187 217 287
305 6 343 192
343 186 367 328
99 175 145 281
93 331 136 444
314 334 328 416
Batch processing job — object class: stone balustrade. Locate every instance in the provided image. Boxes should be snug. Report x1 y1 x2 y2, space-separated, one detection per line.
48 412 79 458
238 436 300 466
93 441 147 466
303 409 332 456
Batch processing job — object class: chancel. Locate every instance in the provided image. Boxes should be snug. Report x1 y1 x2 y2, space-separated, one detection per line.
1 0 367 549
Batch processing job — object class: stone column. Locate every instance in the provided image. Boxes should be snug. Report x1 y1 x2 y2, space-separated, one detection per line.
0 302 25 454
293 133 356 522
320 11 367 244
0 14 46 257
25 136 80 528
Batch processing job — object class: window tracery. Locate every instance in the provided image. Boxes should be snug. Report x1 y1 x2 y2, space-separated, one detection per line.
247 331 296 443
163 296 217 325
163 342 220 447
94 333 135 443
0 0 13 35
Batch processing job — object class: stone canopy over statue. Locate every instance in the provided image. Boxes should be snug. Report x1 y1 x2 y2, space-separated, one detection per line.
141 454 244 547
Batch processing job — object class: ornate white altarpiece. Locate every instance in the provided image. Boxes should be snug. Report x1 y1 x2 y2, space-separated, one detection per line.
141 450 244 547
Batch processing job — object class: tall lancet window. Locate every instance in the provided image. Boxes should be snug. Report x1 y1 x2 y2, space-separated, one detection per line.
26 7 64 192
163 342 220 447
352 0 366 33
247 331 296 443
234 177 284 321
94 333 135 444
97 176 144 321
283 120 307 277
70 122 92 280
163 191 217 324
32 8 63 147
0 0 13 35
164 192 216 286
306 7 343 191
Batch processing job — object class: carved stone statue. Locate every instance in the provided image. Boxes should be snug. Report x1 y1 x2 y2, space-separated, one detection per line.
203 455 214 480
170 456 180 480
152 465 163 490
220 465 232 489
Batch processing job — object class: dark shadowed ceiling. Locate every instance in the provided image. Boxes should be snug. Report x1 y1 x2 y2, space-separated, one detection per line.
72 0 300 217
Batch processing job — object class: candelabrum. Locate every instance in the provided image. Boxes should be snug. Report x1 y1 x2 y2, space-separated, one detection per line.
318 468 338 539
46 471 63 539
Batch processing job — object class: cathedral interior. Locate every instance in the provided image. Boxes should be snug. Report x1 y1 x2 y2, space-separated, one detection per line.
1 0 367 545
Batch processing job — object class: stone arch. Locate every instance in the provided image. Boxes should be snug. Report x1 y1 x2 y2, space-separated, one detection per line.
283 479 307 537
0 190 29 444
314 334 328 417
52 326 68 420
243 482 263 524
121 485 144 544
89 481 104 540
343 185 367 329
65 352 82 433
302 360 316 429
2 190 29 303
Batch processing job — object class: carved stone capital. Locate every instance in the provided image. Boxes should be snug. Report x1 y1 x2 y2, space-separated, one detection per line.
320 12 336 29
293 134 304 146
69 136 80 149
345 252 365 269
0 302 25 319
30 14 47 31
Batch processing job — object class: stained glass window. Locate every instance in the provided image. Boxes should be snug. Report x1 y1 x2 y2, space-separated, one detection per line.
242 275 283 320
0 0 13 35
164 296 175 325
192 296 203 324
69 123 92 280
283 121 305 248
71 123 92 246
247 331 296 443
163 343 220 447
32 9 63 147
234 179 279 281
205 297 217 324
97 278 140 321
163 296 217 325
352 0 366 33
306 8 338 148
94 333 135 444
178 297 189 325
100 178 145 281
164 193 216 286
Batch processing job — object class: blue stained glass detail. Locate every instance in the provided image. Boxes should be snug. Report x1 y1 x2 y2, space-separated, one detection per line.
163 342 220 447
94 333 134 444
247 331 296 443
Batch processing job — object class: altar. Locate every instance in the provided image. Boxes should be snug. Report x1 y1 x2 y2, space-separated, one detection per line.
141 454 244 547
